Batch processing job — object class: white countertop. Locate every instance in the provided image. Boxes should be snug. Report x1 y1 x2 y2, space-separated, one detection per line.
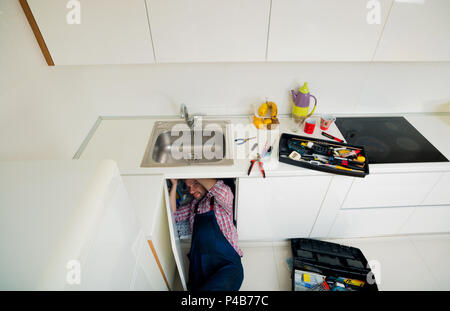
77 114 450 178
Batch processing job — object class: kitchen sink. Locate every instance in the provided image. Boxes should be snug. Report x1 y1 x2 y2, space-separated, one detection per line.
141 120 234 167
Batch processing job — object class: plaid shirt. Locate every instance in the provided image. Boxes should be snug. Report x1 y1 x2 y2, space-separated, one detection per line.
174 180 243 257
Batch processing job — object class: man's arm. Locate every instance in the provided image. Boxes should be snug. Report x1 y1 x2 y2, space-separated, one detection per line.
170 179 192 222
174 205 192 222
200 179 234 215
169 179 178 213
196 179 217 191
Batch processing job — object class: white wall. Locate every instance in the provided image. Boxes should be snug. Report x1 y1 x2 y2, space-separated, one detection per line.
1 0 449 160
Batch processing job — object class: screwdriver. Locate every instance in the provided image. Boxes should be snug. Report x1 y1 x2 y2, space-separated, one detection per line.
321 131 343 142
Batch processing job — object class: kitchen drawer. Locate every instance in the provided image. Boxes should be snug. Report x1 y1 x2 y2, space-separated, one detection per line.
329 207 415 238
399 205 450 235
422 172 450 206
341 172 440 209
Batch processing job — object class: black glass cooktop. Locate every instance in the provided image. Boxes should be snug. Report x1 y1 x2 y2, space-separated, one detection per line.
335 117 448 164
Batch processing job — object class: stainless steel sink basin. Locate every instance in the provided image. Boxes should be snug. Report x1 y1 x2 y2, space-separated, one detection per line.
141 120 234 167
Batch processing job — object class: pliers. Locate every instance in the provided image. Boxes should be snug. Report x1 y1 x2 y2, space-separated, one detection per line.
235 136 256 145
247 153 266 178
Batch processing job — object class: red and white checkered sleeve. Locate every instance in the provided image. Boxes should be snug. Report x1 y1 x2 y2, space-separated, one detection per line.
173 202 193 223
208 180 234 215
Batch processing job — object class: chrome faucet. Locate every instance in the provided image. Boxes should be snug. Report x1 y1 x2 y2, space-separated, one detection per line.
180 103 201 128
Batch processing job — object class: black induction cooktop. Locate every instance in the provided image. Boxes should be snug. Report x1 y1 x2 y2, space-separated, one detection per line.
335 117 448 164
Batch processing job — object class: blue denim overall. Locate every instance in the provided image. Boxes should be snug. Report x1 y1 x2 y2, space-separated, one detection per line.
187 196 244 291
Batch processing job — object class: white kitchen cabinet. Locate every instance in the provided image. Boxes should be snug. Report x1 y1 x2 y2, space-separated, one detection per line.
146 0 270 63
26 0 155 65
237 175 331 240
374 0 450 61
310 175 354 238
329 207 415 238
399 205 450 235
123 175 176 291
267 0 391 61
341 172 441 209
422 172 450 206
315 171 450 238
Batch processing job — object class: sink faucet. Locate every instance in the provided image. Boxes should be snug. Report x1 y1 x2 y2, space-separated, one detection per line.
180 103 201 128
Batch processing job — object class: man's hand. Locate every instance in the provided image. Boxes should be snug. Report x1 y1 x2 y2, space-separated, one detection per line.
170 179 178 186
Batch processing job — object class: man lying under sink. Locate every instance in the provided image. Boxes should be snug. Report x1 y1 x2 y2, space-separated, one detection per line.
169 178 244 291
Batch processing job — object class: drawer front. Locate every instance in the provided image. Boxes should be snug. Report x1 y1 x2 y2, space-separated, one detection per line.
399 205 450 235
341 172 440 209
422 172 450 206
329 207 415 238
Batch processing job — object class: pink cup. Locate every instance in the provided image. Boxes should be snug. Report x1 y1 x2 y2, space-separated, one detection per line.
304 118 316 134
320 115 336 130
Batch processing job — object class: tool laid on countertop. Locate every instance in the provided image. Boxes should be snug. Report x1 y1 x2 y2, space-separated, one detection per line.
260 142 270 157
248 153 266 178
321 131 343 143
234 136 256 145
264 146 273 157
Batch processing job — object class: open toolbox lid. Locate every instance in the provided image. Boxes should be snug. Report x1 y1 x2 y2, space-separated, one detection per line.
278 133 370 178
291 239 378 291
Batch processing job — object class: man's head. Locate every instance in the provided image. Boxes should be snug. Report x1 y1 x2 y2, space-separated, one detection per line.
185 179 207 200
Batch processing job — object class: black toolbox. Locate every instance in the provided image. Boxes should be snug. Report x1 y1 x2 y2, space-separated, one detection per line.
278 133 370 178
291 238 378 291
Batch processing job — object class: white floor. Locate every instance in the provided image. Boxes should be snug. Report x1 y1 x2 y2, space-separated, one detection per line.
174 233 450 291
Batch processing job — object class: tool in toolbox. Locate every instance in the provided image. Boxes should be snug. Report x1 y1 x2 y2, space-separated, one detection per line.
279 133 369 177
247 153 266 178
282 155 359 172
235 136 256 145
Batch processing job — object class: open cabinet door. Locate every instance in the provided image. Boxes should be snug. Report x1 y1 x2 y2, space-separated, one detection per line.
163 181 188 290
